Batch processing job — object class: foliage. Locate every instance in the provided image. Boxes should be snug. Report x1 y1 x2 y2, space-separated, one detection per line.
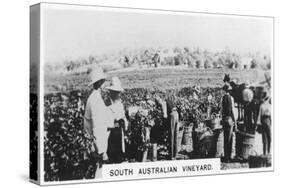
44 92 98 181
43 87 223 181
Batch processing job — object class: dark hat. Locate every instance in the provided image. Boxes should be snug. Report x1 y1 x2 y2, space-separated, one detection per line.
222 84 232 91
261 88 270 100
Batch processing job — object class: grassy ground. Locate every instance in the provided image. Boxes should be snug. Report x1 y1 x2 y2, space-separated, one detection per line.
44 66 266 93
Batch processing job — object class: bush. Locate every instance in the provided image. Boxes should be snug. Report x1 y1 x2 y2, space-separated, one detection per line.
44 92 98 181
44 87 223 181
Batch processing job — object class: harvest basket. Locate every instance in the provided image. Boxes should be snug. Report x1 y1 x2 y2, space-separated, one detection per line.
248 153 272 168
198 135 215 158
236 131 255 160
181 124 193 152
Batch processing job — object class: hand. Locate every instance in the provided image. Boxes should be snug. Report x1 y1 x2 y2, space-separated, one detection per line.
102 153 108 161
96 153 108 168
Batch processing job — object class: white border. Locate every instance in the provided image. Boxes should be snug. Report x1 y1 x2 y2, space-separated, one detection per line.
38 2 274 185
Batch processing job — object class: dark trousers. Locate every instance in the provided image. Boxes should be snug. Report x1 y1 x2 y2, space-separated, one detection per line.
170 111 179 159
261 116 271 155
223 116 234 160
107 127 123 164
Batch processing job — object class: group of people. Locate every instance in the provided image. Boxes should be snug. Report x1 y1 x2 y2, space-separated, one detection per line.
220 83 271 162
83 67 127 177
83 66 272 178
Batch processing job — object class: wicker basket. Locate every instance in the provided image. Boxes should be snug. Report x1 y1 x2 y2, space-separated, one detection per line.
249 153 272 168
198 135 215 158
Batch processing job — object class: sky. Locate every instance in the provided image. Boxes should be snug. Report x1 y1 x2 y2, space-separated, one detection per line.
42 4 273 64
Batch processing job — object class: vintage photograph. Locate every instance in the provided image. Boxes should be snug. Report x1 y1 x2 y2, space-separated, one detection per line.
37 3 273 182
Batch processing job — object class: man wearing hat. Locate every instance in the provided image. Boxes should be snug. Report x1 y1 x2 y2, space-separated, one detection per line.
84 67 110 178
220 84 235 162
257 88 271 155
106 77 128 164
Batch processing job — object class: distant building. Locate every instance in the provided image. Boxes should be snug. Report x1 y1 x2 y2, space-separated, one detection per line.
240 57 253 69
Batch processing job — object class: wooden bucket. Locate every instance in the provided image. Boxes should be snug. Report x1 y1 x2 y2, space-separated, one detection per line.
198 135 214 157
205 113 222 130
142 143 158 162
182 125 193 152
237 131 255 160
205 116 223 157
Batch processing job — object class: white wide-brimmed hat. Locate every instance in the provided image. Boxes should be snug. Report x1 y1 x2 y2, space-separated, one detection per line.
243 88 254 102
106 76 124 92
88 66 106 86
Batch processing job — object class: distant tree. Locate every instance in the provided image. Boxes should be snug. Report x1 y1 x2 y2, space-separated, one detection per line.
183 47 190 53
88 56 96 64
250 59 258 69
264 56 271 70
234 57 242 69
189 58 196 68
173 47 182 54
195 59 203 69
174 55 184 66
86 67 92 75
164 57 175 66
266 62 271 69
204 59 213 69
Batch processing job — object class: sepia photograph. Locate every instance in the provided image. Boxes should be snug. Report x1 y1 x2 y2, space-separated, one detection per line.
30 3 273 184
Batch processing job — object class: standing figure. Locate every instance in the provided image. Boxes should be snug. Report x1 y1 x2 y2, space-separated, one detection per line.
243 88 258 134
166 95 179 159
106 77 127 164
84 67 110 178
152 51 161 67
170 107 179 159
220 84 235 162
149 95 168 161
257 89 271 155
223 74 246 120
206 89 213 118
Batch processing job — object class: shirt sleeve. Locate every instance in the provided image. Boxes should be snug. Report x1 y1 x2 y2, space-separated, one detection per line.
220 97 223 118
231 96 236 121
